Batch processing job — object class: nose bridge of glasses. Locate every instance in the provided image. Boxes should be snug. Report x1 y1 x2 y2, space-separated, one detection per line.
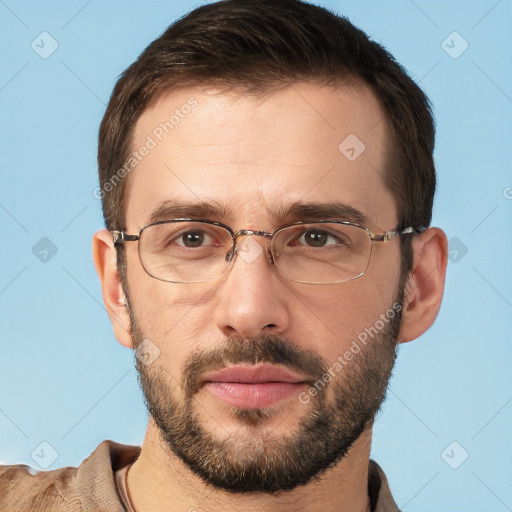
233 229 273 240
230 229 274 263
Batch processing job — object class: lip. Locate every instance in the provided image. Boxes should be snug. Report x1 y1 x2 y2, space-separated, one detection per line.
202 363 309 384
201 364 310 409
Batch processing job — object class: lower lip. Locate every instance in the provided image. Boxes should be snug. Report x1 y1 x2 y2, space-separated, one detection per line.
204 382 306 408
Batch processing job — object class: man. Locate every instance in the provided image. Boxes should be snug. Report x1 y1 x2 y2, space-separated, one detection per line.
0 0 447 510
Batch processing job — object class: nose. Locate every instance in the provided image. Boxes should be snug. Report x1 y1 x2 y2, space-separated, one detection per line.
213 236 291 339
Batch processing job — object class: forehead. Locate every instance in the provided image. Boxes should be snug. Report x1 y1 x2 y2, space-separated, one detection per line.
126 81 396 231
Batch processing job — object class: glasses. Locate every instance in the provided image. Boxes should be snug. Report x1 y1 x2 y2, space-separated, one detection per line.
112 219 420 285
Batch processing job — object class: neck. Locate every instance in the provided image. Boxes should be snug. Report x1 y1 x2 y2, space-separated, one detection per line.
126 419 373 512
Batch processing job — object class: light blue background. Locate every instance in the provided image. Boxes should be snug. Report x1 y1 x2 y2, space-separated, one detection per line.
1 1 511 510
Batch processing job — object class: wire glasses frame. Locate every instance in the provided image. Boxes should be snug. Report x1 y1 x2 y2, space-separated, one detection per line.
112 218 421 285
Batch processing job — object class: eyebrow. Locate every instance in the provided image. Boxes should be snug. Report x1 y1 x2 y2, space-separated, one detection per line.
148 200 235 225
277 201 368 225
147 200 368 227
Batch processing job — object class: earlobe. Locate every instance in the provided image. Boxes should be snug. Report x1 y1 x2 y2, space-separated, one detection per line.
398 228 448 343
92 229 133 348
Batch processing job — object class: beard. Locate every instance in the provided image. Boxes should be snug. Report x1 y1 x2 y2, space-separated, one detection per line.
128 291 403 494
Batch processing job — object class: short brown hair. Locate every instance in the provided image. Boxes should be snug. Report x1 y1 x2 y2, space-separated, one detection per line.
98 0 435 275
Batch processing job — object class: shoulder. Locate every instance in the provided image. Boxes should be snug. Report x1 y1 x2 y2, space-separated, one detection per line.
0 441 140 512
0 463 79 511
368 459 401 512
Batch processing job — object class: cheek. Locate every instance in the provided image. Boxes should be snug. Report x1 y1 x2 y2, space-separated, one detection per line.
364 241 403 302
131 289 199 387
286 255 401 365
127 259 218 370
288 283 387 358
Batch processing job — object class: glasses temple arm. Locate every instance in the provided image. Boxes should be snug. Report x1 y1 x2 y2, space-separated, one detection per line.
112 231 139 244
371 226 427 243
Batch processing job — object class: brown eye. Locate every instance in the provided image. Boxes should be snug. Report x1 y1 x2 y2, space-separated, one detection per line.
294 229 347 248
181 230 205 247
302 230 329 247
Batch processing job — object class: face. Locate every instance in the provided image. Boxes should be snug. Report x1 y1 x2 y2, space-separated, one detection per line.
123 82 404 492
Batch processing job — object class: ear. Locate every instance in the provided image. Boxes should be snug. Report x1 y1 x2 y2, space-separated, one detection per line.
92 229 133 348
398 227 448 343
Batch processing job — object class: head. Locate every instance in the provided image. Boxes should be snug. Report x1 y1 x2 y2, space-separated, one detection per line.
93 0 447 494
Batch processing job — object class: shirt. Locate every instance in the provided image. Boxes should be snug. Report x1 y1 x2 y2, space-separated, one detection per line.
0 440 401 511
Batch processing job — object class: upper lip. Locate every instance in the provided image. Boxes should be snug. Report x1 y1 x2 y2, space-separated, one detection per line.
202 363 309 384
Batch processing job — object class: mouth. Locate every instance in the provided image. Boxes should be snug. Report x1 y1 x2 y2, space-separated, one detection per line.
201 363 310 409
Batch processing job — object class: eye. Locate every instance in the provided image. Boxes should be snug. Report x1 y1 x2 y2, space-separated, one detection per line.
175 229 214 248
143 222 231 258
295 229 347 248
180 230 205 247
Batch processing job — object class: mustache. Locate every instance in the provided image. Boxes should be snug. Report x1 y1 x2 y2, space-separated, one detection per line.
182 335 329 397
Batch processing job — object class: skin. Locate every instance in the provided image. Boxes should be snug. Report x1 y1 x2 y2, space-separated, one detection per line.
93 81 448 511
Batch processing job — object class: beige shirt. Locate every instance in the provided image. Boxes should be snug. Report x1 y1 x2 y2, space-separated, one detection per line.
0 441 400 511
